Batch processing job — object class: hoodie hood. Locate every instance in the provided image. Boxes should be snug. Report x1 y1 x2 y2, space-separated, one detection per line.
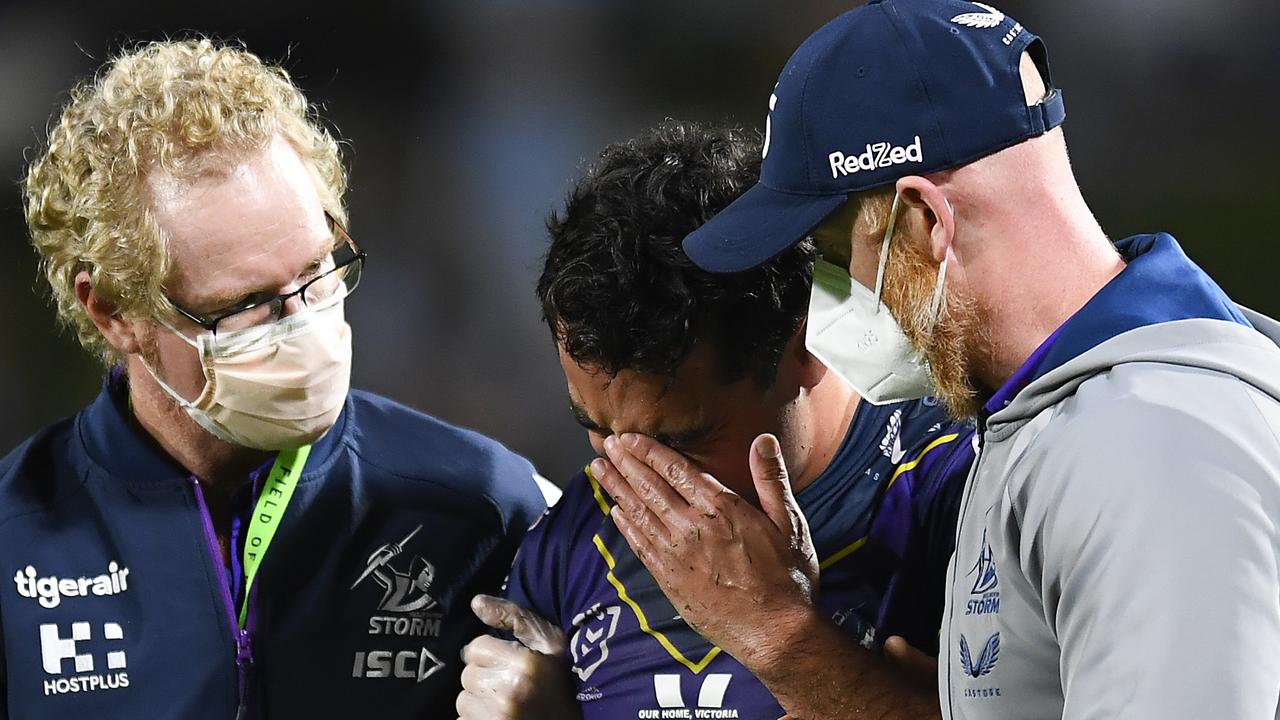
991 310 1280 436
987 233 1280 433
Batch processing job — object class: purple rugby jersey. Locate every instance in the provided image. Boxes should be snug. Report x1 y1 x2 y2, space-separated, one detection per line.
506 398 976 719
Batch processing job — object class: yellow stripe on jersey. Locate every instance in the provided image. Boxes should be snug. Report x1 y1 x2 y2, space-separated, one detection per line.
581 430 960 671
591 533 723 674
885 432 961 494
585 467 721 672
819 432 961 571
586 464 612 516
819 536 869 571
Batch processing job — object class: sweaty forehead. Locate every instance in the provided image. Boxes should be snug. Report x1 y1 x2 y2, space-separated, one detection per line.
146 136 331 309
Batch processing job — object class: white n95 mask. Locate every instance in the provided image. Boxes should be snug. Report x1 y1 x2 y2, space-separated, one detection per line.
142 295 352 450
805 194 946 405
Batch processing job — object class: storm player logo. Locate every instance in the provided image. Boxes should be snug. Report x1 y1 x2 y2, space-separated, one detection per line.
351 525 438 614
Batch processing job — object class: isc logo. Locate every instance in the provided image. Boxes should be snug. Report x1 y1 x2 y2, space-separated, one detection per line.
352 647 445 683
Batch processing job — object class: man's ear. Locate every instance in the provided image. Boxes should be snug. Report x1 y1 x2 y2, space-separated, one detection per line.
894 175 955 265
788 319 829 391
76 270 144 355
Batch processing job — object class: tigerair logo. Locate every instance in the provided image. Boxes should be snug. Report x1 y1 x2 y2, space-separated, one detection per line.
14 563 131 609
828 137 923 179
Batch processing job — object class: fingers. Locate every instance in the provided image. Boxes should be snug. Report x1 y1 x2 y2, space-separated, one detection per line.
591 457 672 546
610 502 657 568
456 685 497 720
458 635 579 720
461 634 525 669
471 594 569 656
601 435 692 514
750 433 818 582
610 433 727 507
511 610 569 657
749 434 798 536
884 635 939 687
471 594 516 632
457 670 516 720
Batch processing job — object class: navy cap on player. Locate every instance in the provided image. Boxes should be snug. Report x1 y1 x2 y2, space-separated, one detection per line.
683 0 1066 273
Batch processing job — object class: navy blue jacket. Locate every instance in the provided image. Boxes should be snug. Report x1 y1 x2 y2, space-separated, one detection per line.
0 377 545 718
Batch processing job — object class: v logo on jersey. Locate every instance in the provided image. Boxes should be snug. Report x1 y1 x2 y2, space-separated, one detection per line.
654 674 733 709
951 2 1005 28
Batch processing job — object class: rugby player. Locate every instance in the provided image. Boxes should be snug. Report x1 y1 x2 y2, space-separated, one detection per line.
456 120 975 719
3 39 548 717
601 2 1280 719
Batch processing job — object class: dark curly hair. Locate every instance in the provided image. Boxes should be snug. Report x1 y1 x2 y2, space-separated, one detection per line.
538 120 816 387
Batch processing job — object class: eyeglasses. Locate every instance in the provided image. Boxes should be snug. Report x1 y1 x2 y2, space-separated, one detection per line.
168 213 367 335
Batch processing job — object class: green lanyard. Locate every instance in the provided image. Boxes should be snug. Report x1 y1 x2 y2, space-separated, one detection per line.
238 445 311 628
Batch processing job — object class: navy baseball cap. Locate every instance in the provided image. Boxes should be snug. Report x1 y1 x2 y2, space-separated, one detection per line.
684 0 1065 273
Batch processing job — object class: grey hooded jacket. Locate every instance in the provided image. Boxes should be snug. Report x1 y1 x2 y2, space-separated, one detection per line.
940 298 1280 715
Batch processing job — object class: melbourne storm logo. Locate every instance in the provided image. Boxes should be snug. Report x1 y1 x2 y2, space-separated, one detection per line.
352 525 438 614
970 531 997 594
966 530 1000 616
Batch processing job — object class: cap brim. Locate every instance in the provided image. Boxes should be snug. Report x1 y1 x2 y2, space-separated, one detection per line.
683 182 848 273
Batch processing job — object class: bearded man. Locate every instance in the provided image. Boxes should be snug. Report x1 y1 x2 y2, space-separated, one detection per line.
597 2 1280 719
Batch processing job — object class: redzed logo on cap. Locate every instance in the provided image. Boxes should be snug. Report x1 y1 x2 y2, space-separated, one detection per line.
828 136 923 179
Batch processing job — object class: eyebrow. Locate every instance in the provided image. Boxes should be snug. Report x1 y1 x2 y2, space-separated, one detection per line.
567 398 715 448
197 234 337 314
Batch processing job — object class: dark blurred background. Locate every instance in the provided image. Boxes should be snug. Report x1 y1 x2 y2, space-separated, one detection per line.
2 0 1278 485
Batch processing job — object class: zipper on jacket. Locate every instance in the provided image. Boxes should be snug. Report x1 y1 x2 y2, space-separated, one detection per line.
944 430 985 719
191 477 252 717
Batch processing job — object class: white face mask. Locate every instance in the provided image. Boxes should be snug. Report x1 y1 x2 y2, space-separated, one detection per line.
805 193 947 405
141 294 353 450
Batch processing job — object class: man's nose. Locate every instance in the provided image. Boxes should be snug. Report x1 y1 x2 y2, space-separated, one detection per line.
282 293 308 316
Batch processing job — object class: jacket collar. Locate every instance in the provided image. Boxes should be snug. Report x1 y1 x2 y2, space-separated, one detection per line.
76 368 350 490
1034 233 1250 383
982 233 1250 420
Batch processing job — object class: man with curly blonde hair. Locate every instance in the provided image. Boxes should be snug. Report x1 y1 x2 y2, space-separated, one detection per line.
3 39 548 718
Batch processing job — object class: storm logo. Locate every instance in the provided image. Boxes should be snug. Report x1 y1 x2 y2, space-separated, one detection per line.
969 530 998 595
351 525 438 613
